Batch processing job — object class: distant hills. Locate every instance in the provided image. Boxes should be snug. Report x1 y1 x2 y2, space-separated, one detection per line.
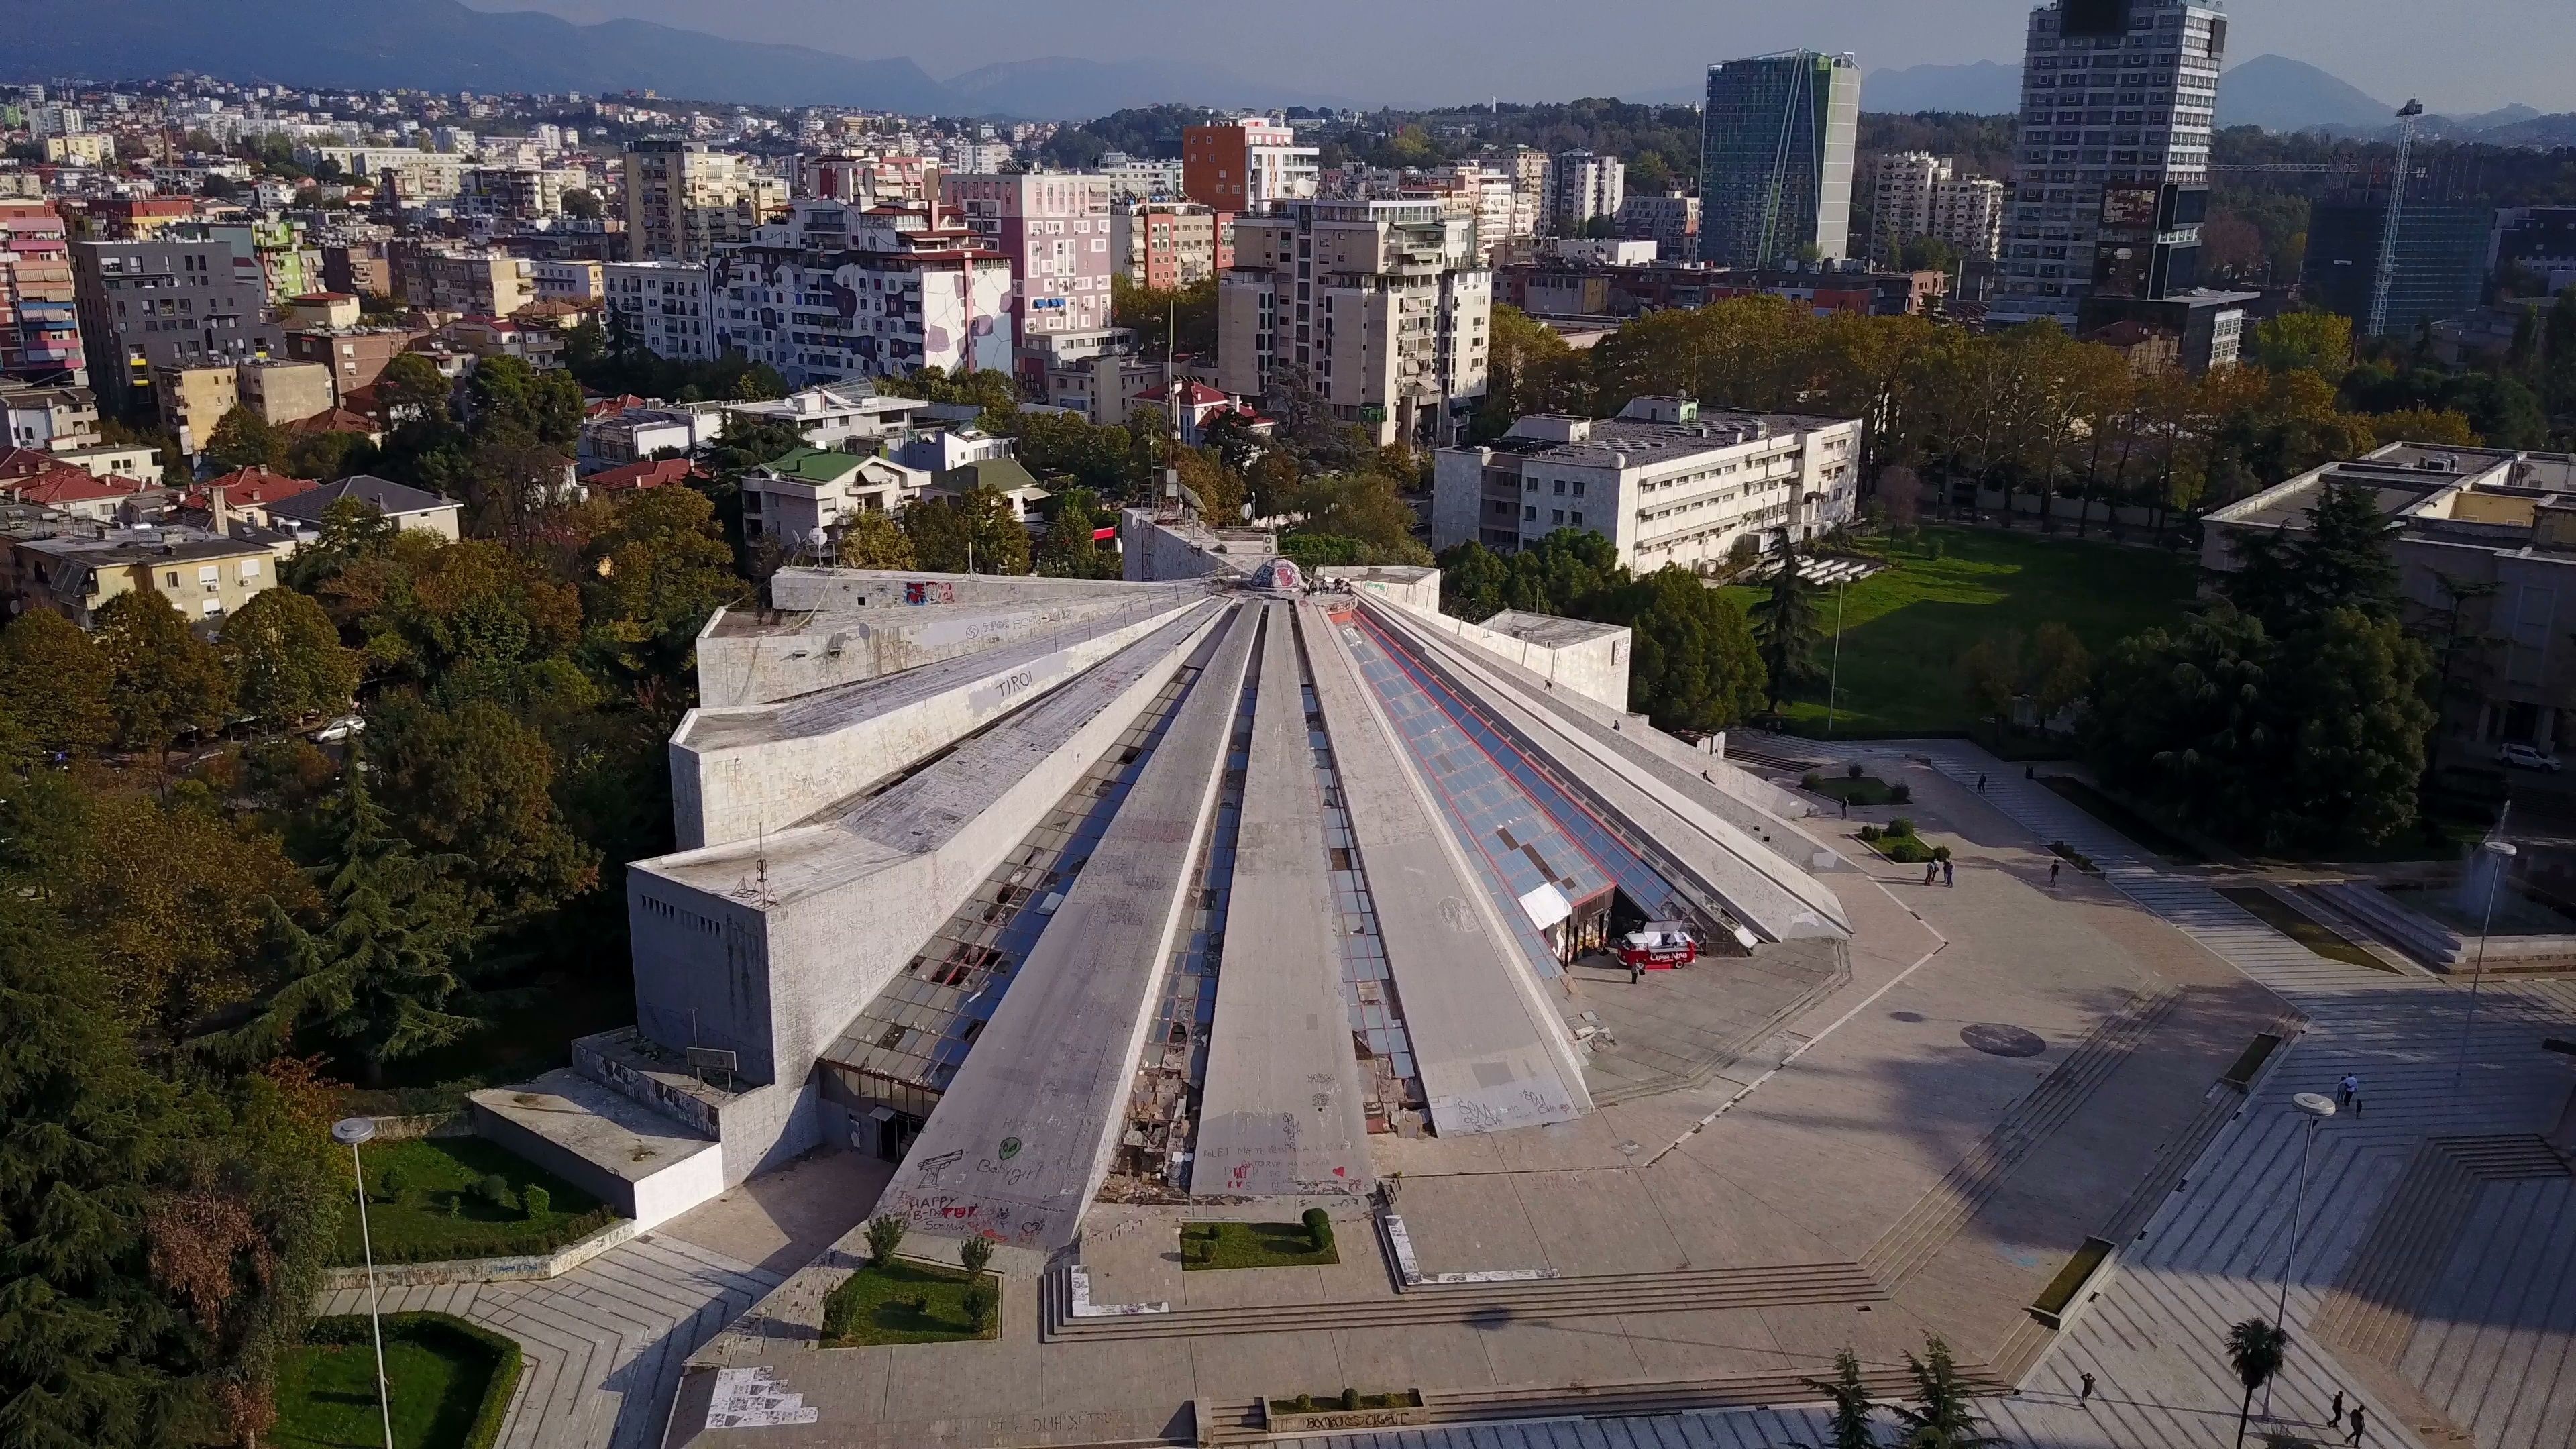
2213 55 2392 132
942 58 1350 120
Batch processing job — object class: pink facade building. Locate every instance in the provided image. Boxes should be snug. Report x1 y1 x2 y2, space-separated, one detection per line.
938 172 1115 374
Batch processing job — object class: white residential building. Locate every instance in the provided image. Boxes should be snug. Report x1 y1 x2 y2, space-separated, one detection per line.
1548 151 1625 237
722 383 928 451
603 260 715 362
1432 395 1862 571
710 199 1013 387
1874 152 2007 262
736 444 929 549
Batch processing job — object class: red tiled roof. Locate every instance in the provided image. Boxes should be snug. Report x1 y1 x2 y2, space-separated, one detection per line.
184 466 320 510
587 458 701 492
11 466 140 506
585 393 654 419
284 407 382 437
0 447 58 481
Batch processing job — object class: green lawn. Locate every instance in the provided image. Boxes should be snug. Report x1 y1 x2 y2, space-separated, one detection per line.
820 1260 998 1346
1181 1220 1340 1271
339 1136 612 1266
2040 775 2210 863
2216 888 2396 972
1801 773 1908 806
1723 526 2198 735
275 1319 508 1449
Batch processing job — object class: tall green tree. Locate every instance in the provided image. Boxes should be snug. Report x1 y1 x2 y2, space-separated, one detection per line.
1034 490 1120 580
1587 568 1768 731
366 696 599 926
223 774 478 1085
2221 478 2402 630
2224 1318 2290 1449
1802 1346 1884 1449
202 406 285 472
1888 1336 2004 1448
835 510 916 570
1749 537 1824 710
93 590 231 767
0 610 114 763
221 590 358 731
902 486 1032 575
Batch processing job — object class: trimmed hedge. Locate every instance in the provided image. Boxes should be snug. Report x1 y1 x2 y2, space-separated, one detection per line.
361 1203 621 1265
303 1311 523 1449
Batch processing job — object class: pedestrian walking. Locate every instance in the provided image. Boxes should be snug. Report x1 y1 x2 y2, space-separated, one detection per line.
1841 798 1849 818
2026 765 2036 780
1943 858 1955 888
2338 1073 2360 1109
1978 773 1988 794
2347 1405 2366 1444
1925 861 1939 887
2329 1389 2345 1425
2050 860 2061 886
2078 1371 2095 1406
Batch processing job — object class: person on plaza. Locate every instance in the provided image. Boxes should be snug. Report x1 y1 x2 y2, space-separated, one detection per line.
1943 857 1955 888
2330 1389 2345 1425
1925 861 1939 887
2078 1371 2095 1406
2339 1073 2361 1110
2050 860 2062 886
1978 773 1988 793
2347 1405 2366 1444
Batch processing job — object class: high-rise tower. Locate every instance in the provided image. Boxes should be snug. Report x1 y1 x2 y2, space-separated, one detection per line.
1697 51 1861 269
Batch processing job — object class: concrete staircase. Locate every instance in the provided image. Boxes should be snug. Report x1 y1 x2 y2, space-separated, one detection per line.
2102 1009 2307 1245
2309 881 2462 969
1191 1398 1267 1446
1862 984 2184 1286
2312 1139 2481 1365
1046 1260 1886 1343
2434 1131 2575 1181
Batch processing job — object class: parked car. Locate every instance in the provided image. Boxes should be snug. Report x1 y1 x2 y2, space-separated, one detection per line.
314 714 366 743
2497 742 2561 772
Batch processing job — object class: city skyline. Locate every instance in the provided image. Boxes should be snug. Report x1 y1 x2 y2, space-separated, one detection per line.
467 0 2576 115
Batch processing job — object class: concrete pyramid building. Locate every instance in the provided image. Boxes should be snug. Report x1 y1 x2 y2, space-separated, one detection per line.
473 534 1848 1255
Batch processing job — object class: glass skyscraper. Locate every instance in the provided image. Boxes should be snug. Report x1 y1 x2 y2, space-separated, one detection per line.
1991 0 2229 330
1697 51 1861 270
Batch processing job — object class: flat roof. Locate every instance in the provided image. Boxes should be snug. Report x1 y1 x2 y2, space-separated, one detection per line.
1479 608 1627 649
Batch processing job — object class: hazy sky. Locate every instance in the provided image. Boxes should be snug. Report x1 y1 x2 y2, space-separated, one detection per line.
463 1 2571 113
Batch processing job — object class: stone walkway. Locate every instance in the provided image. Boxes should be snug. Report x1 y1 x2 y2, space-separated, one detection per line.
319 1233 780 1449
1288 745 2576 1449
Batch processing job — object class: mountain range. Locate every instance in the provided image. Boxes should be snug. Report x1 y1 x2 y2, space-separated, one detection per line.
7 1 2560 138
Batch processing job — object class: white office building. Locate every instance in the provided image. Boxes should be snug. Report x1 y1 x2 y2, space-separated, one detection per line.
603 260 715 362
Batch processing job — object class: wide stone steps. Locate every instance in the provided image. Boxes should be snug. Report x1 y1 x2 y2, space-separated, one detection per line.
2434 1132 2573 1181
1192 1398 1267 1446
2102 1009 2306 1244
2312 1139 2480 1364
1409 1361 2011 1426
1046 1261 1885 1342
1861 984 2184 1286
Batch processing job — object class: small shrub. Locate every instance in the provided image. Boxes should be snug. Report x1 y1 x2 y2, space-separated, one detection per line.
1339 1387 1360 1410
864 1213 907 1267
1858 824 1882 842
1927 535 1946 560
959 1234 994 1280
1302 1207 1334 1254
1889 782 1912 804
476 1174 513 1210
521 1185 551 1220
445 1193 463 1219
1931 845 1951 863
962 1282 991 1332
375 1165 408 1203
1847 762 1864 780
1293 1394 1316 1413
1802 772 1821 789
1888 816 1917 838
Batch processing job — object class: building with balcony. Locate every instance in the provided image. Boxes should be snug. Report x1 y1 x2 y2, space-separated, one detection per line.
72 237 280 415
1 202 85 387
1182 117 1320 214
623 140 785 263
1432 395 1862 569
1112 201 1222 289
1615 193 1700 262
737 445 928 550
1549 151 1626 237
391 244 536 318
938 172 1116 370
708 201 1013 387
604 259 716 363
1218 199 1492 447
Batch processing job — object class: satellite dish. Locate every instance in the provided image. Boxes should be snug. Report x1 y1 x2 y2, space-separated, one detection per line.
804 527 830 550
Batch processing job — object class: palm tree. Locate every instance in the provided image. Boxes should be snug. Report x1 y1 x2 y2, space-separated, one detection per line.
1801 1347 1883 1448
2226 1318 2290 1449
1888 1336 2004 1448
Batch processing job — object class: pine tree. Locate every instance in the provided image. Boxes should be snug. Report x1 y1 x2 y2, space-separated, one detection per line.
1749 535 1823 710
1802 1347 1884 1448
1888 1337 2004 1448
224 773 478 1085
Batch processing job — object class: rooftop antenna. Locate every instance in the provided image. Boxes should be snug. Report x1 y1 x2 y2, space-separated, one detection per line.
2367 99 2426 339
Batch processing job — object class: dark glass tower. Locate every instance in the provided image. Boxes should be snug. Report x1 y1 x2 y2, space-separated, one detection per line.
1697 51 1860 270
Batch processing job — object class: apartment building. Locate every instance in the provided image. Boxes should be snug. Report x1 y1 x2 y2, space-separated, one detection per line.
604 260 716 362
623 140 785 263
391 244 535 317
152 364 239 455
72 237 280 414
1701 50 1861 268
1 201 84 387
1873 153 2006 262
938 172 1116 360
65 199 199 244
317 146 472 202
2 384 99 452
1549 151 1626 237
799 152 939 208
1991 0 2227 330
1112 201 1222 289
1432 395 1862 570
1183 117 1320 213
737 445 928 549
458 166 589 224
236 360 334 425
283 325 424 400
708 201 1012 386
530 258 604 304
1218 199 1491 447
7 525 279 629
1615 193 1700 262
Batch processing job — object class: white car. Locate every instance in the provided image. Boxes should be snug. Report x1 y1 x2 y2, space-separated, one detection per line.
314 714 367 743
2498 742 2561 772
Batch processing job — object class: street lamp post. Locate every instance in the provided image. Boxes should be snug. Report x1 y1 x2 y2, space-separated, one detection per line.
2455 839 2518 1087
2268 1091 2339 1420
1824 575 1847 735
333 1116 396 1449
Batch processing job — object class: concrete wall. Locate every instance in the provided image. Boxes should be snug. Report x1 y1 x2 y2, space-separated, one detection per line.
1430 447 1487 552
672 606 1189 850
467 1097 725 1232
696 596 1152 708
767 566 1161 612
1321 565 1443 614
1370 594 1633 712
625 883 780 1081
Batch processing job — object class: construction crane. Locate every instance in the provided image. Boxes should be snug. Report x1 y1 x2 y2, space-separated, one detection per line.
2367 99 2427 338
